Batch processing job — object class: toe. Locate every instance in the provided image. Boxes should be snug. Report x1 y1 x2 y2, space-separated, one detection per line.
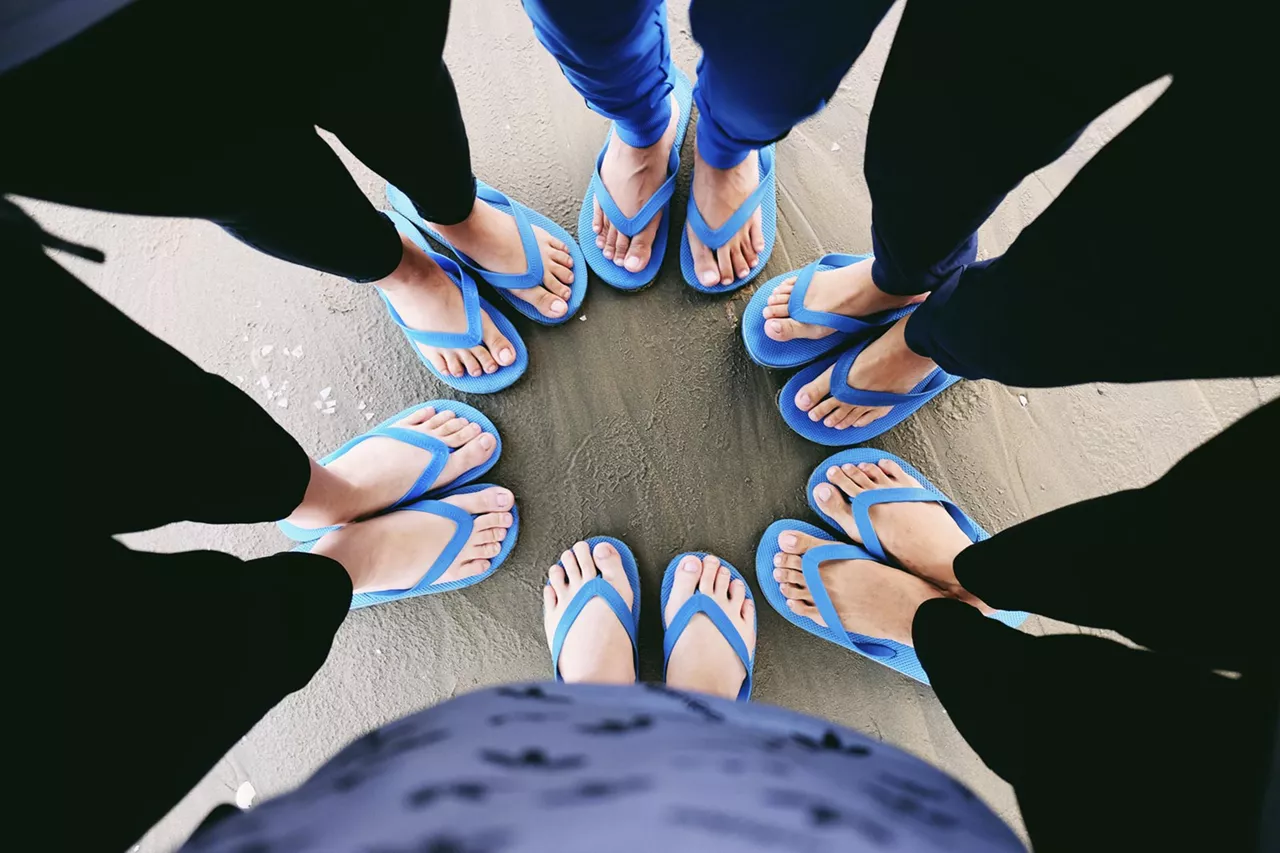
600 222 616 257
543 582 558 612
698 555 721 595
767 280 795 306
688 226 720 287
877 458 914 485
480 315 516 367
772 552 803 571
861 462 890 484
826 465 862 496
470 345 499 374
592 540 624 580
611 231 631 267
787 599 824 625
572 540 598 580
548 563 569 595
592 198 603 236
843 463 875 491
426 351 449 375
531 287 567 319
765 318 800 342
729 578 746 601
810 397 844 425
730 243 750 281
624 228 655 272
794 367 832 411
812 481 852 520
777 529 828 556
853 409 885 428
670 554 702 604
436 416 469 438
716 244 735 286
547 260 575 291
741 598 755 623
749 210 766 254
780 582 810 601
560 548 582 583
457 350 483 378
472 509 513 531
442 351 465 378
772 567 806 588
442 485 513 515
405 406 436 425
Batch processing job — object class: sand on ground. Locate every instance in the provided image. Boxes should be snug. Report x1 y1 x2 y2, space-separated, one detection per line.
27 2 1276 850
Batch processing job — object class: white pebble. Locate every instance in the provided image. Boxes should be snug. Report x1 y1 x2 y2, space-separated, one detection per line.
258 376 270 389
579 314 587 321
321 408 335 415
235 781 256 809
830 142 841 151
324 400 337 409
1018 394 1028 407
364 412 374 421
242 335 249 343
313 401 323 410
260 345 274 356
235 376 245 384
276 398 288 408
357 401 366 411
374 648 382 656
319 386 332 400
291 346 304 358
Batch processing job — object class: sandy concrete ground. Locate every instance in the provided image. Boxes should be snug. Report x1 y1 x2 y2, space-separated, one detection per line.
28 2 1276 850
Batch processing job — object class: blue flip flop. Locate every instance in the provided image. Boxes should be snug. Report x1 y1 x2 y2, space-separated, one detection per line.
549 537 641 682
805 448 1026 626
741 253 918 368
779 337 960 446
756 519 932 683
681 143 777 294
277 400 502 542
660 553 756 700
389 181 587 325
382 210 528 394
296 482 520 611
580 70 694 292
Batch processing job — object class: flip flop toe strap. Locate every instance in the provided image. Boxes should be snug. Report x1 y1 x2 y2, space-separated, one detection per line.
788 254 877 333
406 499 475 588
462 185 544 290
551 577 639 681
829 343 945 407
849 487 982 562
800 542 899 659
662 593 754 697
591 145 679 238
378 252 484 349
686 148 776 251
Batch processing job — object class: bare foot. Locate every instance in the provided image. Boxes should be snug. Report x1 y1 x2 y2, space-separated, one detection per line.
377 234 517 378
284 406 497 531
543 540 636 684
311 486 515 594
771 529 943 645
762 258 925 343
687 147 765 287
811 458 994 613
794 316 939 431
664 554 756 700
431 198 576 319
594 94 680 272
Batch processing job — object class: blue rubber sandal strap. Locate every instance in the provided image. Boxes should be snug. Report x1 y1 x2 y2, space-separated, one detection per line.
376 253 483 349
661 593 753 686
590 146 679 238
829 343 941 407
788 254 877 333
851 487 983 562
799 542 868 651
686 148 776 250
461 185 544 290
551 576 639 681
404 499 474 587
322 426 451 506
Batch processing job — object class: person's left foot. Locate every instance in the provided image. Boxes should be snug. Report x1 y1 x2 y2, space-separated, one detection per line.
431 199 576 318
664 554 756 699
794 315 938 431
687 148 765 287
810 458 993 613
761 258 925 342
770 528 943 645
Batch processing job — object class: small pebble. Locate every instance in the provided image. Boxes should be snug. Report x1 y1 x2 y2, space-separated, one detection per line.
831 142 841 152
291 346 304 358
579 315 587 321
321 408 335 416
319 386 332 400
276 398 288 408
260 345 274 356
364 412 374 421
357 401 366 411
313 401 323 410
235 781 256 809
235 376 245 384
258 376 270 389
324 400 337 409
1018 394 1028 407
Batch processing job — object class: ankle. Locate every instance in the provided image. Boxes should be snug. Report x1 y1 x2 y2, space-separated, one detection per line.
287 461 361 528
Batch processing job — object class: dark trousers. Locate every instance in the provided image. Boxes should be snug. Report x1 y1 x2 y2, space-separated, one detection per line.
0 0 472 282
866 0 1278 385
4 208 353 852
915 400 1279 853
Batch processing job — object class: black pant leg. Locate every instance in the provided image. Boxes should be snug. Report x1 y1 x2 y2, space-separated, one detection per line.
954 400 1278 675
0 0 409 282
69 541 351 852
914 600 1275 853
864 0 1172 297
9 221 313 533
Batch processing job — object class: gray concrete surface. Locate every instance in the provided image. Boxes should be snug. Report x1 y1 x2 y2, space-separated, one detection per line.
27 2 1277 850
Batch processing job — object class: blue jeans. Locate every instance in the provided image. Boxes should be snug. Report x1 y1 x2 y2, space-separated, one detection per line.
521 0 892 169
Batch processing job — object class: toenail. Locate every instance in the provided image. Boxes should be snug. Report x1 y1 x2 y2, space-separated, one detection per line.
595 542 614 556
551 299 567 315
738 268 749 277
773 554 783 566
773 569 784 581
681 556 700 572
797 393 811 408
498 348 514 365
480 434 494 448
768 320 781 333
700 271 719 285
780 534 796 548
625 257 641 271
494 491 513 508
816 484 833 500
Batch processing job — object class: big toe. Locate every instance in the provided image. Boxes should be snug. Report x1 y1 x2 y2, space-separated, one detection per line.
765 318 801 342
593 540 625 580
434 431 496 488
812 481 852 522
444 485 514 515
624 235 654 272
666 554 703 617
795 368 832 411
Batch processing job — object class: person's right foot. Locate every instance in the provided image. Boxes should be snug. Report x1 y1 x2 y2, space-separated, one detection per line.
543 540 637 684
311 486 515 594
285 406 497 531
664 554 756 700
811 458 993 613
770 528 943 645
761 257 924 343
376 234 518 379
593 94 681 273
